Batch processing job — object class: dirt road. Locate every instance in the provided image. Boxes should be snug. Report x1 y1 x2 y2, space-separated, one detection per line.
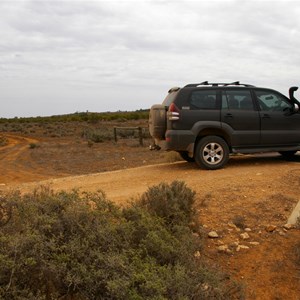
0 134 300 299
0 134 51 183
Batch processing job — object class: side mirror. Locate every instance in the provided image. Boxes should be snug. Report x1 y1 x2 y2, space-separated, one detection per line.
289 86 300 105
284 103 299 116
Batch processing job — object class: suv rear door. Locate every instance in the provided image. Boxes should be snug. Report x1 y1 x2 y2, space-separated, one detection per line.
221 89 260 146
255 89 300 145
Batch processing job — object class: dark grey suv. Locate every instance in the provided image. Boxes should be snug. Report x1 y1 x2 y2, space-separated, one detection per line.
149 81 300 170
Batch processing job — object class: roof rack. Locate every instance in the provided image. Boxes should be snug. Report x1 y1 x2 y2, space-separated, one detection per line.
184 81 255 88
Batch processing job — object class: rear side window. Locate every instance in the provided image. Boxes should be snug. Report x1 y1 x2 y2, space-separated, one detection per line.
188 90 217 110
222 90 254 110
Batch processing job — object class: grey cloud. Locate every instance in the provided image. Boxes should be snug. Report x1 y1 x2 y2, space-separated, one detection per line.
0 0 300 117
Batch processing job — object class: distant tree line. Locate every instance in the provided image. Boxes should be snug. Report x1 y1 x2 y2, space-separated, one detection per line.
0 110 149 123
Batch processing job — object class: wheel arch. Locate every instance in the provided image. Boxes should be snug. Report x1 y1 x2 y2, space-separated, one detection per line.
194 128 232 152
191 122 232 150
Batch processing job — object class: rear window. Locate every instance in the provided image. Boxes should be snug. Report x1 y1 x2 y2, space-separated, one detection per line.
222 90 254 110
162 90 180 107
188 90 217 110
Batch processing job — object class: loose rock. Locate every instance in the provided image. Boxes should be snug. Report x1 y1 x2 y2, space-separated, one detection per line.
283 223 294 230
240 232 250 240
217 245 228 252
265 225 277 232
228 222 241 232
194 251 201 258
249 242 260 246
236 245 249 252
217 245 232 254
208 231 219 238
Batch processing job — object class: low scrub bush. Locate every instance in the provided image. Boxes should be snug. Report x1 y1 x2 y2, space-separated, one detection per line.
232 215 246 229
0 182 242 299
117 129 136 138
137 181 197 229
28 143 39 149
82 128 113 143
0 135 8 147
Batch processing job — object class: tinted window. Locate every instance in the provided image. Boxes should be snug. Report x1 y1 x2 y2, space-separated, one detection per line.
222 90 254 110
162 90 180 106
188 90 217 110
255 90 292 111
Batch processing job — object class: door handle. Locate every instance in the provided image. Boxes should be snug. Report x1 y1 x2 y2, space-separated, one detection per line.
262 114 270 119
224 113 233 118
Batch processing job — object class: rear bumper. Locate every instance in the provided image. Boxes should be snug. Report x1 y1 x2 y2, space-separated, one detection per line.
155 130 195 153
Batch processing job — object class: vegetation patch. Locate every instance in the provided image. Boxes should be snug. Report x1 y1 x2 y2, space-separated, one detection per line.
0 110 149 124
0 182 242 299
0 135 8 147
82 128 113 143
232 215 247 229
28 143 39 149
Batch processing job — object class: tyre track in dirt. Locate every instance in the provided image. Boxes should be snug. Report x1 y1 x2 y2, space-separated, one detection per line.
0 134 51 184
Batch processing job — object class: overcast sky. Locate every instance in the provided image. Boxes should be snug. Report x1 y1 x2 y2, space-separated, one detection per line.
0 0 300 118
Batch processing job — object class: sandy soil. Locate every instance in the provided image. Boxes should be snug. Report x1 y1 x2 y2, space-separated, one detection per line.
0 133 299 299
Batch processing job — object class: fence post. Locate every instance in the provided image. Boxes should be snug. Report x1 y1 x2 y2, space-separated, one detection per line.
138 127 143 146
114 127 117 142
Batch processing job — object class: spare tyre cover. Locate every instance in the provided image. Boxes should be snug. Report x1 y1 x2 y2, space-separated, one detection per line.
149 104 167 139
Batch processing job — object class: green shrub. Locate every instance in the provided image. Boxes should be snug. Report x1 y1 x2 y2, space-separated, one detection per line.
138 181 196 228
0 183 242 299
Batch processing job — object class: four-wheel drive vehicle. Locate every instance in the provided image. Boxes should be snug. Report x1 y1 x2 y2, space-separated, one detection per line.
149 81 300 170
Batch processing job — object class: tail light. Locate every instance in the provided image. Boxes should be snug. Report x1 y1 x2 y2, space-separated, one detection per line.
168 103 180 120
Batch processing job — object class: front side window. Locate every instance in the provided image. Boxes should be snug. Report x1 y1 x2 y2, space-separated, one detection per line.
222 90 254 110
188 90 217 110
255 90 292 111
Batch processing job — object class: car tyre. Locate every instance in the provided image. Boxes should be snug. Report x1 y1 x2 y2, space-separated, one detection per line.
195 136 229 170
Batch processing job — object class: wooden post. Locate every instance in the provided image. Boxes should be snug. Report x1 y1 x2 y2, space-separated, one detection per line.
114 127 117 142
138 127 143 146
